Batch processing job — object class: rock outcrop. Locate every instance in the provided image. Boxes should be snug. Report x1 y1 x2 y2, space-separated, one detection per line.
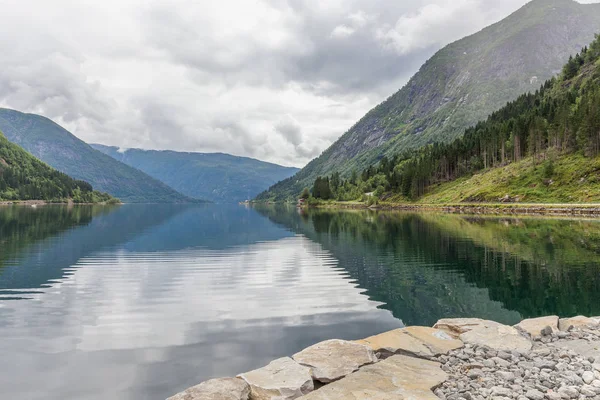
169 314 600 400
237 357 313 400
434 318 532 353
356 326 462 359
559 315 600 331
292 339 376 383
298 355 447 399
167 378 250 400
515 316 559 339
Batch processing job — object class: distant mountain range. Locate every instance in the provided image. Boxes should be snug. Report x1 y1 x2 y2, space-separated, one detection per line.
91 145 299 203
0 108 297 204
261 0 600 201
0 108 198 203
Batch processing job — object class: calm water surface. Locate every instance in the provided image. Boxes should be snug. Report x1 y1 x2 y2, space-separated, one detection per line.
0 204 599 399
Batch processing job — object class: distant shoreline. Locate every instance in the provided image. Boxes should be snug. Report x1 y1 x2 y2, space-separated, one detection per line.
0 200 121 206
315 201 600 217
255 201 600 218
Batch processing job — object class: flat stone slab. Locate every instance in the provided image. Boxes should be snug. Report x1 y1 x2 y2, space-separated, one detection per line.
238 357 313 400
167 378 250 400
292 339 377 383
515 316 559 338
434 318 532 353
434 318 489 337
402 326 464 356
298 354 447 399
559 316 600 331
551 339 600 360
356 327 462 359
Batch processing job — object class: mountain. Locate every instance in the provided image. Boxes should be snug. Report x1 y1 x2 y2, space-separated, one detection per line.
260 0 600 201
0 108 200 203
304 32 600 204
0 132 114 203
90 144 299 203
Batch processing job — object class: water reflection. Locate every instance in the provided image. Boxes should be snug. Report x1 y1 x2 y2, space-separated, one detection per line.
0 205 400 400
256 206 600 325
3 204 600 400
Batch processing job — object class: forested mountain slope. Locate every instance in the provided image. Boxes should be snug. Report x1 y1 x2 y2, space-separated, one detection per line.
0 132 113 203
0 109 199 203
91 145 299 203
260 0 600 201
302 33 600 204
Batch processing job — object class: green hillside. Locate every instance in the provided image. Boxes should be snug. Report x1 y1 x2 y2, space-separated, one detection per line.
0 109 201 203
300 33 600 205
417 154 600 204
0 132 114 203
260 0 600 201
91 145 299 203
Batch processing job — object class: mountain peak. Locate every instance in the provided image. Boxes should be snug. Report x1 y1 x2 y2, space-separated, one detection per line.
260 0 600 201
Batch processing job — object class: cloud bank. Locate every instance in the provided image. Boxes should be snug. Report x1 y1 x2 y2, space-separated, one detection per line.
0 0 582 167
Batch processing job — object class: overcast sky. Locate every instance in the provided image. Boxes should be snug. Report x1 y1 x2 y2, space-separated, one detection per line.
0 0 597 167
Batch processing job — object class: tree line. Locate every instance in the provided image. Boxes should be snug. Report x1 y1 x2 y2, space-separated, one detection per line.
0 134 115 203
308 34 600 201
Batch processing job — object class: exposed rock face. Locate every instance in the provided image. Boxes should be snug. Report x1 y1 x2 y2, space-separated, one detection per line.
167 378 250 400
238 357 313 400
434 318 532 353
292 339 376 383
559 316 600 331
356 326 462 359
515 316 559 339
260 0 600 202
298 355 447 399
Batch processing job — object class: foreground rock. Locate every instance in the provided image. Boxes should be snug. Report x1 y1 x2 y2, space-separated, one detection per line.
167 315 600 400
292 339 376 383
167 378 250 400
552 339 600 361
434 318 532 353
434 324 600 400
299 355 447 399
559 316 600 331
356 326 463 359
238 357 313 400
515 316 559 339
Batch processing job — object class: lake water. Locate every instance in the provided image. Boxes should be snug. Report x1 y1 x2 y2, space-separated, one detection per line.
0 204 599 399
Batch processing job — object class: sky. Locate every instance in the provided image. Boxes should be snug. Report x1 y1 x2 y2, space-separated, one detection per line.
0 0 597 167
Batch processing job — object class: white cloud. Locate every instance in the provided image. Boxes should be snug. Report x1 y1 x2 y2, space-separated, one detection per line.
375 0 527 55
0 0 593 167
331 25 356 38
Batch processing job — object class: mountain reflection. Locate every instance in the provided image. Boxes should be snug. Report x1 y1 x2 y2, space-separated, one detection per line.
255 205 600 325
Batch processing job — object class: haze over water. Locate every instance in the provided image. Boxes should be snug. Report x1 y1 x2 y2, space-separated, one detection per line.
0 204 599 399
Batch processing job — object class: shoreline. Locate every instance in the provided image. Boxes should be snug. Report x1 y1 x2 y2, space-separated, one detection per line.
0 200 121 206
300 201 600 218
168 315 600 400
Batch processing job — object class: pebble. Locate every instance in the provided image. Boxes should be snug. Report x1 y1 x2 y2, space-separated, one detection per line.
434 326 600 400
584 371 595 384
525 389 544 400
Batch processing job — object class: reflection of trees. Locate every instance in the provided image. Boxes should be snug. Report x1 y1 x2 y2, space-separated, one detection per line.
255 205 600 325
0 206 110 272
0 205 183 294
0 205 295 296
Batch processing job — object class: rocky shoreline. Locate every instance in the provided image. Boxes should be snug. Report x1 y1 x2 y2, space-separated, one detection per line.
168 315 600 400
310 202 600 218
